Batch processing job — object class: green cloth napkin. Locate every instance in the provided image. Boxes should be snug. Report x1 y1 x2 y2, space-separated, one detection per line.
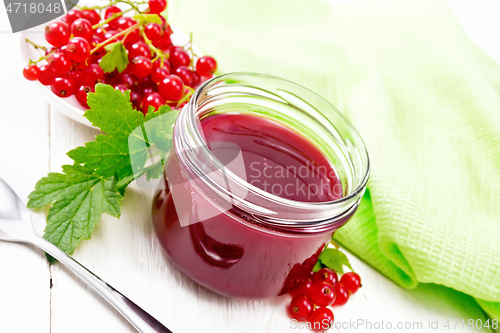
168 0 500 319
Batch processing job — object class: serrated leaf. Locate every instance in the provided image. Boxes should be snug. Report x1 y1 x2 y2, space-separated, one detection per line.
99 42 129 73
31 165 122 255
68 133 140 179
143 107 178 153
133 14 162 24
27 173 70 208
129 106 178 178
85 84 144 135
69 85 151 178
312 261 322 273
319 247 353 275
28 84 180 261
145 161 164 180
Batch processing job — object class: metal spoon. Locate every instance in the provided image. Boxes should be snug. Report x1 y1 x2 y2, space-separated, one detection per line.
0 177 173 333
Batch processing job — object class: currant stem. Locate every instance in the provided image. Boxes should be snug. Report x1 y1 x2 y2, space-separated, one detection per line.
27 47 55 65
183 32 199 69
25 38 47 52
140 29 167 61
121 27 134 45
90 23 141 55
91 7 133 30
188 32 195 67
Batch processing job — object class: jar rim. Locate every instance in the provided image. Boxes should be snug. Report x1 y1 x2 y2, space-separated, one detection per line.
177 72 370 226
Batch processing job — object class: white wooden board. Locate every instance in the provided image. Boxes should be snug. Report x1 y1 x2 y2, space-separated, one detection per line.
0 1 499 332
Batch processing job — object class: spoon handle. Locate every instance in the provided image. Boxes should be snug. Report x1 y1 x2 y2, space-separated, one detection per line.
32 236 173 333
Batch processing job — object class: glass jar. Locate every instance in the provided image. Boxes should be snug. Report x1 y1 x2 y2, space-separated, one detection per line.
152 73 369 299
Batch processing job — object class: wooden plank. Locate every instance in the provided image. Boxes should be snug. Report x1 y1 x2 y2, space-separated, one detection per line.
0 35 51 333
1 0 498 331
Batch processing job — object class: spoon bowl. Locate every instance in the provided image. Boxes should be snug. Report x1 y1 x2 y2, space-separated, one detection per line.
0 176 173 333
0 178 35 242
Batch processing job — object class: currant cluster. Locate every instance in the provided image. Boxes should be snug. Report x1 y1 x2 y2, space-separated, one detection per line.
22 0 217 114
289 269 361 332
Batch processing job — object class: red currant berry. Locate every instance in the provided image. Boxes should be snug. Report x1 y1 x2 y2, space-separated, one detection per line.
102 70 121 85
90 49 105 64
67 69 84 87
71 18 93 41
66 37 90 63
148 0 167 14
163 23 172 35
158 75 184 101
116 17 136 31
48 52 71 76
151 66 170 84
310 282 336 307
152 34 172 51
58 44 70 56
340 272 361 295
141 87 155 96
295 277 314 297
118 73 137 88
23 64 40 81
189 70 200 88
64 9 82 26
169 47 190 68
313 268 338 287
131 56 152 78
127 41 151 60
196 56 217 77
83 64 104 85
76 85 95 108
144 23 162 41
289 295 313 321
38 64 54 85
51 77 76 97
159 16 166 27
45 21 70 47
94 27 106 40
104 6 122 28
124 29 141 46
333 283 349 306
81 9 100 25
114 84 129 93
152 59 170 71
174 65 193 86
103 30 119 41
104 6 121 17
141 92 164 113
130 91 142 109
308 307 334 332
137 76 155 90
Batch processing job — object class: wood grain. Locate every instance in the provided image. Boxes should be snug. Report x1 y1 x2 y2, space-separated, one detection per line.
1 1 499 331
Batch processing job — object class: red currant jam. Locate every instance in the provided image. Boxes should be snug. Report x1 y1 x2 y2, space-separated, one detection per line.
200 113 343 201
152 113 346 299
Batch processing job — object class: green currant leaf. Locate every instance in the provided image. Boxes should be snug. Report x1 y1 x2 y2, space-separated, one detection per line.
99 42 129 73
133 14 162 25
29 165 122 255
319 247 353 275
145 161 164 181
28 84 180 261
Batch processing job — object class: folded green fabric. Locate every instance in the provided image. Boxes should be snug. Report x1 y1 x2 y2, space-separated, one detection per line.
168 0 500 318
